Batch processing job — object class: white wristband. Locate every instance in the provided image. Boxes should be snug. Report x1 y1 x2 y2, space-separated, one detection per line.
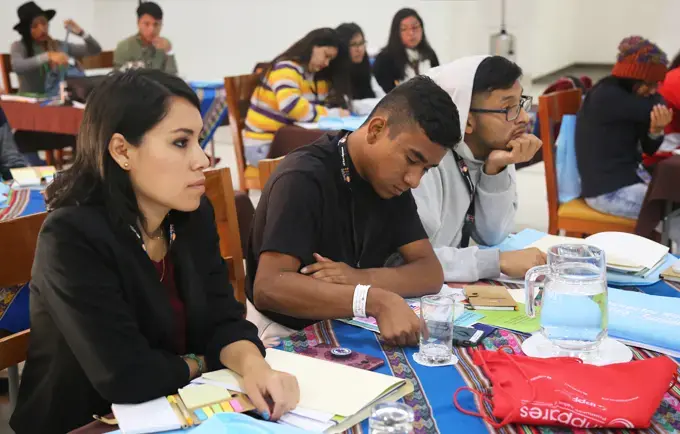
352 284 371 318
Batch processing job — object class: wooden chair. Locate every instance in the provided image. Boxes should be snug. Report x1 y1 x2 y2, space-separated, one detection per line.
539 89 637 236
0 212 46 408
204 167 247 305
258 157 284 187
223 73 262 191
80 50 114 70
1 53 16 93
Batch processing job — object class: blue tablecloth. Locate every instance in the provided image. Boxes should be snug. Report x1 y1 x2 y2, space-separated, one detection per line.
189 81 229 149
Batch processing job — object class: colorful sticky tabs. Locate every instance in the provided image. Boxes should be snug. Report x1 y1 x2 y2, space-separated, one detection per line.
229 398 244 412
194 408 208 421
220 401 234 412
202 406 215 418
211 404 223 414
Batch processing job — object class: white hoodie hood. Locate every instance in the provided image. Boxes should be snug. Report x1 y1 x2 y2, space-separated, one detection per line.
412 55 518 282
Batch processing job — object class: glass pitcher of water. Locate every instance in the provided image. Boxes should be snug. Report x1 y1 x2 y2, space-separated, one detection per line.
525 244 608 354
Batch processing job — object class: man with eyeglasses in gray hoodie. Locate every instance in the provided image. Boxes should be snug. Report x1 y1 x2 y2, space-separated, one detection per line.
413 55 546 282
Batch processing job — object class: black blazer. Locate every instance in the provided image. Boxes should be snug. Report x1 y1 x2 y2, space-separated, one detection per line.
10 198 264 434
372 48 440 93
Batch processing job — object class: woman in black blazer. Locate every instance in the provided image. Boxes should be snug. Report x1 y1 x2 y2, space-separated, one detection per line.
373 8 439 93
10 69 299 434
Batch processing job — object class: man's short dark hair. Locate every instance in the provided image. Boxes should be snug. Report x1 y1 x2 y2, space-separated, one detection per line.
137 1 163 20
472 56 523 95
369 75 461 149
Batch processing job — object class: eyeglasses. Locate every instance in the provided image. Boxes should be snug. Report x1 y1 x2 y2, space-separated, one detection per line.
469 95 533 121
349 40 366 48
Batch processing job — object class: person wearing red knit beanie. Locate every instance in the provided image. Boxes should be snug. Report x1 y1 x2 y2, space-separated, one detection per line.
575 36 674 223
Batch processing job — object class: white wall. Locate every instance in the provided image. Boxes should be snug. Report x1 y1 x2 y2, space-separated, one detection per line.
1 0 678 85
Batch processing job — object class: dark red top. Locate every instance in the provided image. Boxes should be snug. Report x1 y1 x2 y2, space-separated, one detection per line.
152 256 187 354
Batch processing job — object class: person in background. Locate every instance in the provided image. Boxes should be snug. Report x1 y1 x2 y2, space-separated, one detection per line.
113 1 177 75
10 1 101 94
656 50 680 155
0 105 29 180
411 56 545 283
576 36 672 220
243 28 350 166
246 76 460 346
372 8 439 94
10 70 299 434
335 23 385 115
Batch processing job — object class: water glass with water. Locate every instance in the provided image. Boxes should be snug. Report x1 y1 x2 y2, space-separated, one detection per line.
525 244 608 355
369 402 414 434
418 295 455 364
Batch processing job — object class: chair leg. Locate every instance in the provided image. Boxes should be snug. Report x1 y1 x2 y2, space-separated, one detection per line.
8 364 19 410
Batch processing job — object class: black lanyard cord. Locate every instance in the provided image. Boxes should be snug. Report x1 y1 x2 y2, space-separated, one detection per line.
452 152 476 249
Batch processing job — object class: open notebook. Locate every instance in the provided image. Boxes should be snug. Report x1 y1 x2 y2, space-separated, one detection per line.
202 348 412 431
528 232 669 277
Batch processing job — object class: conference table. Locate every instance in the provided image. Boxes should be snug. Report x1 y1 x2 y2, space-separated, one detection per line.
4 189 680 434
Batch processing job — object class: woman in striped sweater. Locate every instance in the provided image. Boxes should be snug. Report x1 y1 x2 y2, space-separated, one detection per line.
244 28 350 166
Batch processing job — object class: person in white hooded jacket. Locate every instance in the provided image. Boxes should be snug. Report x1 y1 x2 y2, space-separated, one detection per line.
413 55 546 282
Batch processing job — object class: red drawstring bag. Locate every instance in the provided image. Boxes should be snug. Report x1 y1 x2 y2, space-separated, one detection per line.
454 347 678 429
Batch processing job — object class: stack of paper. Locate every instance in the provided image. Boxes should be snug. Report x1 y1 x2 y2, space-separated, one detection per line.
112 397 182 434
10 166 56 189
528 232 669 278
200 348 413 433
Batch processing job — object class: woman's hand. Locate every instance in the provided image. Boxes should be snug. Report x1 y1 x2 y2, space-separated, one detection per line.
242 361 300 421
63 19 84 36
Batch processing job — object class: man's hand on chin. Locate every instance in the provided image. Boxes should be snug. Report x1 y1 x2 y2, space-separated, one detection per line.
485 133 542 175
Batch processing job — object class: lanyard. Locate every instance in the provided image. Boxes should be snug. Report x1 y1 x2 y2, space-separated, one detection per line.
452 151 476 248
338 133 363 267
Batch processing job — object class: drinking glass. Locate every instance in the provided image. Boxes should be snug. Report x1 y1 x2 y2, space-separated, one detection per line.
418 294 455 364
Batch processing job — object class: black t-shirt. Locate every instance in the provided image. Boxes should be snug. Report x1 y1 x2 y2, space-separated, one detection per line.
246 131 427 330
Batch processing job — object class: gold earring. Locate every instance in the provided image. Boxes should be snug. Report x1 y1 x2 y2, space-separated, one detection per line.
124 162 129 168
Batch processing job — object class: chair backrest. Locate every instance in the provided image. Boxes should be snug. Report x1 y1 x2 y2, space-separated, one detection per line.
224 74 261 188
0 212 45 373
1 53 16 93
0 212 46 287
538 88 582 229
0 329 30 372
258 157 285 187
204 167 247 304
80 50 114 70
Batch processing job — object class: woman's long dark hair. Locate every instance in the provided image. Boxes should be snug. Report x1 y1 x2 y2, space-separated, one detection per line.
18 23 35 57
263 27 350 109
46 69 201 228
670 51 680 71
381 8 437 81
336 23 374 100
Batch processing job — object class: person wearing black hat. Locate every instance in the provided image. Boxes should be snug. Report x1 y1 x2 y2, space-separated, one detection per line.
113 1 178 75
9 1 101 94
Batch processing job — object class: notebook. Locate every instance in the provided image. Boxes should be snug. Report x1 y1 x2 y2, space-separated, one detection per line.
661 261 680 283
528 232 669 277
464 285 517 310
203 348 409 419
112 397 182 434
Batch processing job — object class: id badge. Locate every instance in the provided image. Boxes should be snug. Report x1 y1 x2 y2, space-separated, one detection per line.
636 163 652 185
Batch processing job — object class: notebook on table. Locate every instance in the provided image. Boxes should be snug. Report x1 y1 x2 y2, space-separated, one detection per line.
202 348 413 432
527 232 669 277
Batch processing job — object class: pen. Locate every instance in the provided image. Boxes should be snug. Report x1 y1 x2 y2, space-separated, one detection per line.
175 397 195 426
167 396 190 428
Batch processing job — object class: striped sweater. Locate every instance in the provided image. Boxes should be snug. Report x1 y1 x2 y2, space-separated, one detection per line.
244 60 331 145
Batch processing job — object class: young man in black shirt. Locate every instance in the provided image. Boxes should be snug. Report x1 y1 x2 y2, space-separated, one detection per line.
246 76 461 347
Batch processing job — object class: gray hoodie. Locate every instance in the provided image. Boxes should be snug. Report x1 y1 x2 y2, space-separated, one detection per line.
413 55 517 282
